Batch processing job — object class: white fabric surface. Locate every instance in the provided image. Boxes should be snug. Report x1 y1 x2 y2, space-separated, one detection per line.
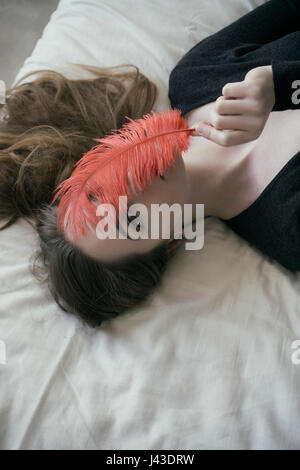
1 0 300 450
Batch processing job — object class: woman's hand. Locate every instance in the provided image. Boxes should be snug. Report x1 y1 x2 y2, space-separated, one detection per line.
191 65 275 146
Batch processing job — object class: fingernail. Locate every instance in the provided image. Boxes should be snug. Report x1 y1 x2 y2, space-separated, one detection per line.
195 125 205 135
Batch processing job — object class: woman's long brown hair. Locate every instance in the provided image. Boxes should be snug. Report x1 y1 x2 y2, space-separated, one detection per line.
0 64 181 327
0 64 157 230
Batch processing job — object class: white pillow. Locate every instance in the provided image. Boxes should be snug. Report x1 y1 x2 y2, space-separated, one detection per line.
14 0 267 113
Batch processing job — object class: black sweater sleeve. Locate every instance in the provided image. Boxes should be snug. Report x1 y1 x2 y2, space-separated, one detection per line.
168 0 300 116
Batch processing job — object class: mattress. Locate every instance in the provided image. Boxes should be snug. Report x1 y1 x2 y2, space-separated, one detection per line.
1 0 300 450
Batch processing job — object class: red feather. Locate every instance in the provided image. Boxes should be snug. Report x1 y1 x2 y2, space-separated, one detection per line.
51 109 195 242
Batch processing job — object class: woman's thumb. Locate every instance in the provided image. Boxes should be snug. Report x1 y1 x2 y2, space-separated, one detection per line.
191 121 211 137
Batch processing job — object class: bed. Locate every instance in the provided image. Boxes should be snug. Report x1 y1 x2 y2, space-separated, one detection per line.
1 0 300 450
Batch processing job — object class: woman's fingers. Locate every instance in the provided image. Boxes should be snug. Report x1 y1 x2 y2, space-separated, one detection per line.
192 122 249 146
190 77 265 146
191 69 275 146
209 110 252 130
222 81 248 98
215 96 250 115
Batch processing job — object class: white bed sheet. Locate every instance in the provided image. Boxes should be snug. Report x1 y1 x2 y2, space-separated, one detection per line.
1 0 300 450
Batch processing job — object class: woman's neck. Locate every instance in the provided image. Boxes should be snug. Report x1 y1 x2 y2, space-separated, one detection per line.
182 134 257 220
